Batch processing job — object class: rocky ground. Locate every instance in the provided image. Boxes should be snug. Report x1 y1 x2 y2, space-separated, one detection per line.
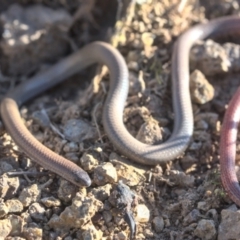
0 0 240 239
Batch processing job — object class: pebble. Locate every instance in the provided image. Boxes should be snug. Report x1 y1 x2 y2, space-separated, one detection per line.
0 175 20 198
197 201 209 212
18 184 41 207
63 142 79 153
93 162 118 186
91 184 112 201
206 209 218 225
20 211 32 224
190 70 214 104
168 170 195 187
136 118 163 144
102 210 113 223
108 181 136 210
0 219 12 238
135 204 150 223
63 119 96 143
28 203 46 221
195 119 209 130
128 72 144 95
141 32 155 46
195 112 219 130
0 200 8 217
152 216 164 233
194 219 216 240
110 153 146 186
115 231 128 240
41 196 61 208
128 61 139 71
57 180 78 203
81 223 103 240
218 209 240 240
64 237 73 240
8 214 24 236
188 141 202 151
23 226 43 240
5 199 23 213
180 155 198 171
32 109 51 128
190 40 230 76
0 162 13 173
48 192 103 229
80 153 99 172
183 209 201 226
224 42 240 72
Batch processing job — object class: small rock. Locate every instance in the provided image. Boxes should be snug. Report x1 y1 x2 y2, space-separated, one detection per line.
194 219 216 240
206 209 218 225
180 155 198 171
128 61 139 71
195 119 209 130
218 209 240 240
190 70 214 104
189 141 202 151
183 209 201 226
135 204 150 223
28 203 46 221
23 226 43 240
195 112 219 130
193 131 211 142
136 117 163 144
91 184 112 201
80 153 98 172
168 170 195 187
18 184 41 207
48 193 103 229
108 181 137 210
63 142 79 153
57 180 78 203
0 219 12 238
128 72 144 95
152 216 164 233
227 204 238 212
63 119 96 143
64 237 73 240
110 153 146 186
5 199 23 213
82 223 103 240
20 211 32 224
115 231 128 240
93 162 117 186
41 196 61 208
0 199 8 217
197 201 209 212
224 42 240 72
9 214 24 236
102 211 112 223
0 175 20 198
0 162 13 173
190 40 230 76
141 32 155 46
32 110 51 128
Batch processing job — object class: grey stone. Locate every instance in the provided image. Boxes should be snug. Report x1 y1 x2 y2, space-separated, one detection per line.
218 209 240 240
194 219 216 240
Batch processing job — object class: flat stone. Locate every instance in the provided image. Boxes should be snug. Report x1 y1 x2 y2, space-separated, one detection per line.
218 209 240 240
